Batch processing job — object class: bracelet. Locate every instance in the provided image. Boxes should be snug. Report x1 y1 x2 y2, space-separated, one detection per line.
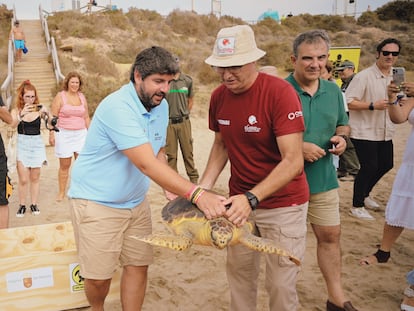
185 185 197 200
192 189 205 204
190 187 205 204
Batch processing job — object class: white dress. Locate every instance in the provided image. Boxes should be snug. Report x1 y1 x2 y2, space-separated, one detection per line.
385 108 414 229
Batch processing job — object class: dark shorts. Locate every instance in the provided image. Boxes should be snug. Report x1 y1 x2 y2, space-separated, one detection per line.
0 155 9 205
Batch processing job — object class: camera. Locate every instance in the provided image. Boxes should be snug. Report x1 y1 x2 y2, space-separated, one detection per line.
51 116 58 127
44 115 59 132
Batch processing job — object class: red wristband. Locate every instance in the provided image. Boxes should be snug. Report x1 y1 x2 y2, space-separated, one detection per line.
185 185 197 200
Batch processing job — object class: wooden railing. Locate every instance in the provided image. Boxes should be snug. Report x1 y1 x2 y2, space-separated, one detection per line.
39 4 65 84
0 6 16 108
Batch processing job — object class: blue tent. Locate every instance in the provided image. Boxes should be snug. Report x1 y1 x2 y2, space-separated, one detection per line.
258 10 280 22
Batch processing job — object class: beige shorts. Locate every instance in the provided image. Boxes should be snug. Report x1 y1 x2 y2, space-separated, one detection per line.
70 198 153 280
307 189 340 226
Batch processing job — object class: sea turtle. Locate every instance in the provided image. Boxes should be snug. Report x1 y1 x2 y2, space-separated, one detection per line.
132 197 300 266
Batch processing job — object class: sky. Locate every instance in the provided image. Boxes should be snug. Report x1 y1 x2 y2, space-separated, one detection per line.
2 0 393 21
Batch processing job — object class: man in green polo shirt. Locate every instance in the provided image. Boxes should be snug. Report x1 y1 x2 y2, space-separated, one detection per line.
286 29 358 311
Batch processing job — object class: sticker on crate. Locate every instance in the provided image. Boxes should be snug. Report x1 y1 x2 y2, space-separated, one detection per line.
69 263 85 292
6 267 54 292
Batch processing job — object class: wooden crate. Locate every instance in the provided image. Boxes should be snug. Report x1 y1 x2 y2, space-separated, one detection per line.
0 222 121 311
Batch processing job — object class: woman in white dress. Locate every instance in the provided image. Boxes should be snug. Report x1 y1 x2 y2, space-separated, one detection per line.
359 81 414 309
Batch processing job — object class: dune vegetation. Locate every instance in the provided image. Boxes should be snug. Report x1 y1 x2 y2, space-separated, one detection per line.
1 1 414 115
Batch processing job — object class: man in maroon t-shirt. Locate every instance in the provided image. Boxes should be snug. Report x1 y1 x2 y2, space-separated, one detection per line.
200 25 309 311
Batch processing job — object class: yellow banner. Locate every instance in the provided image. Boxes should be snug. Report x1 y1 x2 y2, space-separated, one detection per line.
329 46 361 87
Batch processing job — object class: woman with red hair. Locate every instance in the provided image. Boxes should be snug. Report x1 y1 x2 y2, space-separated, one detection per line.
11 80 50 217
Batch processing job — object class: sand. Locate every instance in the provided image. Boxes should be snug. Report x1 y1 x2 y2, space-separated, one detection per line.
5 112 414 311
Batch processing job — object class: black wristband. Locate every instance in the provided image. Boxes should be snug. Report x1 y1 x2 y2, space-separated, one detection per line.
244 191 259 210
369 102 374 111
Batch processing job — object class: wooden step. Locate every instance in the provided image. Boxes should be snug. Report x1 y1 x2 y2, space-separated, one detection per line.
13 20 58 107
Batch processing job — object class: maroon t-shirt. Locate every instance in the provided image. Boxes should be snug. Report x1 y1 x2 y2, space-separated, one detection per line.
209 73 309 208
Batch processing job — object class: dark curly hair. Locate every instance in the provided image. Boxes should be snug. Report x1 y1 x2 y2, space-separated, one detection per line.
130 46 179 82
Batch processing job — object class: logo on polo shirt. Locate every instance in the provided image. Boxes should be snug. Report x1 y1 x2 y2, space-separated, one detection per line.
287 111 303 120
244 115 261 133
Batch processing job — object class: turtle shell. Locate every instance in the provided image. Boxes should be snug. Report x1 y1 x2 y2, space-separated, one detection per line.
161 197 205 223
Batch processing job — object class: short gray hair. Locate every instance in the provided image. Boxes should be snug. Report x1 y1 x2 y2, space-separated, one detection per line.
292 29 330 57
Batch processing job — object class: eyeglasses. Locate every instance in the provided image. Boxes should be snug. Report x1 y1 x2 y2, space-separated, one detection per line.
24 95 35 99
212 66 243 75
381 51 399 57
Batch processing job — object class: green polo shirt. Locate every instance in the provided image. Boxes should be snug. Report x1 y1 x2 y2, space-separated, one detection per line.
286 74 348 194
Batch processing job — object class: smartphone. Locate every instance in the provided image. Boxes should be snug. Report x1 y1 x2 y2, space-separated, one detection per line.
392 67 405 87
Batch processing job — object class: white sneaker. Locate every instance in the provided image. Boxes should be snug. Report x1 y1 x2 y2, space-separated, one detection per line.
349 207 374 220
401 303 414 311
364 197 380 211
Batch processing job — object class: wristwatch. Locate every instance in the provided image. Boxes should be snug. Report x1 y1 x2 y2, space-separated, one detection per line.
244 191 259 210
369 102 374 111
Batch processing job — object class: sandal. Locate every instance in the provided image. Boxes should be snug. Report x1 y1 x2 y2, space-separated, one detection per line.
405 287 414 298
327 300 359 311
359 249 390 266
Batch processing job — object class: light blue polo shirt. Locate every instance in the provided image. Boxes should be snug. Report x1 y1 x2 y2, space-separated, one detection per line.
68 81 168 208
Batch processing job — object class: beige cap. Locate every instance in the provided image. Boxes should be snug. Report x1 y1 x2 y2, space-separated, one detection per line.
205 25 266 67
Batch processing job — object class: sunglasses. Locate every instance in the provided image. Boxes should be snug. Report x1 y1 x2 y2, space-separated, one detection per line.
381 51 399 57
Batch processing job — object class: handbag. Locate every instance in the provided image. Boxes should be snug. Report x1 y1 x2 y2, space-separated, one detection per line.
22 45 28 54
6 130 17 173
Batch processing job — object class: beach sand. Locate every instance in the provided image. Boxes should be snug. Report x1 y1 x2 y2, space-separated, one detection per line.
5 113 414 311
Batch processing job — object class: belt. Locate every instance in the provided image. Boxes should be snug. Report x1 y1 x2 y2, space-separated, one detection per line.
169 115 189 124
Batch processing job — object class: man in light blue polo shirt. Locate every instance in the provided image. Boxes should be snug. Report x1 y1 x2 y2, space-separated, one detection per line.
68 46 227 310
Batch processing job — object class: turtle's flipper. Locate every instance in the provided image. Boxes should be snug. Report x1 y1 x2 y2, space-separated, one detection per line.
131 233 193 251
239 235 301 266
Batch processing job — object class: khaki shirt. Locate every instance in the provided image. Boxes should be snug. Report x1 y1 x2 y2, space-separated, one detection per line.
345 63 394 141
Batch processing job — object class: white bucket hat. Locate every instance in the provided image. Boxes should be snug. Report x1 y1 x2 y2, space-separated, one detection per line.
205 25 266 67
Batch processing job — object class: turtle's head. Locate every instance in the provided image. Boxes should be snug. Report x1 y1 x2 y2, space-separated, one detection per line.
211 230 232 249
210 219 233 249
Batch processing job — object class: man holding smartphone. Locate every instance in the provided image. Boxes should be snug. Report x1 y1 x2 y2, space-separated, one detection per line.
345 38 402 220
